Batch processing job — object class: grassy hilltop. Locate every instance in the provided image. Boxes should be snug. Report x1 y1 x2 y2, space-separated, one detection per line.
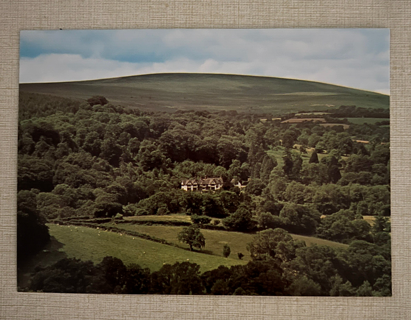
20 73 389 113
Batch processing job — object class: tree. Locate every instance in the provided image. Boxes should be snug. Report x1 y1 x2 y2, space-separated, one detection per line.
356 281 373 296
247 228 303 262
17 190 50 263
100 138 123 167
223 244 231 258
279 203 320 235
87 95 108 106
282 151 294 177
123 264 151 294
260 155 277 182
177 225 205 251
18 155 54 192
95 256 127 293
150 262 205 294
317 209 371 243
245 178 266 196
29 258 95 293
328 163 342 183
222 206 256 231
309 150 319 163
287 275 322 296
282 150 302 180
300 163 329 185
282 129 297 149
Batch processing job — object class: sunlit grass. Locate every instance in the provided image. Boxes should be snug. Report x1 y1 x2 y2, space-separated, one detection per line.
106 223 349 259
48 224 247 272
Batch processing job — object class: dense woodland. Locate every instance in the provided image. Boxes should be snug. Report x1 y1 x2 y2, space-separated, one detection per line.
18 92 391 296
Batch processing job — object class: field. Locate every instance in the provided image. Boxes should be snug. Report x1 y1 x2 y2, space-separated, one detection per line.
48 224 247 272
345 118 390 125
20 73 389 113
124 214 192 223
47 221 348 274
104 222 348 258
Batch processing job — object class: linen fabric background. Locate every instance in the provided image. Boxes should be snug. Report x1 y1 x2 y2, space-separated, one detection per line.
1 1 410 319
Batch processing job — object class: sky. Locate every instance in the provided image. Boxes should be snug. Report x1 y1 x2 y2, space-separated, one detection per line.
19 29 390 94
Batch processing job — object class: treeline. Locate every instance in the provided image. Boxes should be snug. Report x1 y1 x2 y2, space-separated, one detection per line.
329 105 390 118
25 227 390 296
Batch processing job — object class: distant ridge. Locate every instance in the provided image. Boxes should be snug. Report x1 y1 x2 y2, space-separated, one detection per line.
20 73 389 113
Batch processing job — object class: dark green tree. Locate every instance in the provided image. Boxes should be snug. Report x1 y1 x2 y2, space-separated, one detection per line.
87 95 108 106
247 228 305 263
309 150 319 163
223 206 256 232
177 225 205 251
223 244 231 258
260 155 277 182
150 262 205 294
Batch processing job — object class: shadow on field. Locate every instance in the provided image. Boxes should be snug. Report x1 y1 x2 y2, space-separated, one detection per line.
200 249 215 256
17 236 67 290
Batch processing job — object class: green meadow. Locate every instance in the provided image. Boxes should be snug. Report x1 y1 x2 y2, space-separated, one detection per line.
48 224 247 272
108 223 348 257
48 222 347 274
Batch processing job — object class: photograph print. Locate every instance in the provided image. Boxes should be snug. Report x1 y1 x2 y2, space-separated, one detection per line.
17 29 391 296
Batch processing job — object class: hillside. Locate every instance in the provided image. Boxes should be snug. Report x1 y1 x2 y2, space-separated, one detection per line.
48 224 247 272
20 73 389 113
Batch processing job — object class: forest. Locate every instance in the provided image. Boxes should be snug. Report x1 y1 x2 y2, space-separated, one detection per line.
17 91 391 296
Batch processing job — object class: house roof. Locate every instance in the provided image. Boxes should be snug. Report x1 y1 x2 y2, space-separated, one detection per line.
181 177 223 186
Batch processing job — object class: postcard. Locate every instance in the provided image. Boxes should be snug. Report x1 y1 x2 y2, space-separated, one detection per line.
17 29 390 296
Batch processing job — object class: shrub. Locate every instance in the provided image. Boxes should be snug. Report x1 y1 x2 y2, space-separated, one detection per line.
223 244 231 258
191 215 211 225
87 96 108 107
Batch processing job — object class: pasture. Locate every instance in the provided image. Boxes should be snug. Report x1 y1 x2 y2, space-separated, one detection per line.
48 224 247 272
124 214 192 223
106 223 349 259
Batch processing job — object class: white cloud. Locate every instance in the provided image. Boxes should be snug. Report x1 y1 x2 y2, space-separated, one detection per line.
20 54 144 83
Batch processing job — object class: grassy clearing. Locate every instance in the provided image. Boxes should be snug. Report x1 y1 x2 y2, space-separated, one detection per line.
20 73 389 113
362 215 390 226
267 147 286 167
104 224 255 261
267 146 341 166
291 234 347 249
106 223 348 258
124 214 192 223
363 215 376 225
48 224 246 272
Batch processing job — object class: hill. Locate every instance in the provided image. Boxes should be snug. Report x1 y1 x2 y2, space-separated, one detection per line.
20 73 389 113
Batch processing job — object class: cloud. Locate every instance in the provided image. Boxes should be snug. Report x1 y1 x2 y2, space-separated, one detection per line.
19 29 389 94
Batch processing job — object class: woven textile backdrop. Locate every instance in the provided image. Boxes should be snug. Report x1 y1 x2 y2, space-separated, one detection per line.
1 1 410 319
